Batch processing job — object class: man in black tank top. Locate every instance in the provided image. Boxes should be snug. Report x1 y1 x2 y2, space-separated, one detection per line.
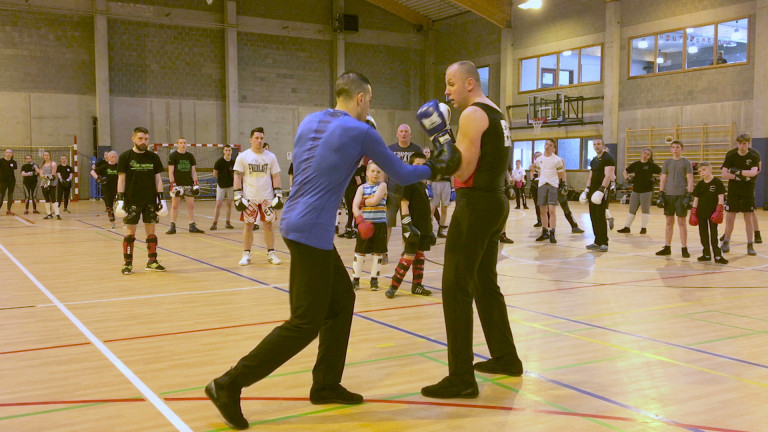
421 61 523 400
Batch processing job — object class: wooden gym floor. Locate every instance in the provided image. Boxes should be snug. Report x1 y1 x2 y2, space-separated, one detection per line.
1 199 766 431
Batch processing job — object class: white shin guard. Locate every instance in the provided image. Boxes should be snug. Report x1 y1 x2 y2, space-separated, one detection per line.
353 254 365 278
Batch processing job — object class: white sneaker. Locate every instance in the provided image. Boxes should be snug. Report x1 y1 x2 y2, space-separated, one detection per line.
267 250 282 265
239 252 251 266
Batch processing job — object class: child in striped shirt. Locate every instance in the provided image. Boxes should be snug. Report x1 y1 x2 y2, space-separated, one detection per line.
351 161 388 290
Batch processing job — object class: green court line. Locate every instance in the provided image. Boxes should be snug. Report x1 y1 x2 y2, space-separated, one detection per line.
418 354 626 432
0 403 105 421
705 310 768 322
684 316 761 332
687 331 764 346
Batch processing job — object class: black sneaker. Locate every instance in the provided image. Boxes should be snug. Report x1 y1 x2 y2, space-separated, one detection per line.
571 226 584 234
747 243 756 256
421 376 479 399
640 228 647 234
225 221 234 229
189 223 204 234
166 223 176 235
56 215 62 220
437 226 448 238
205 378 249 430
533 222 542 227
121 264 132 275
43 214 53 219
535 232 550 241
755 231 762 244
385 286 398 298
411 284 431 296
656 246 671 256
146 261 166 272
209 223 217 230
523 205 529 209
697 255 711 261
549 232 557 244
617 227 630 233
499 234 514 244
352 278 360 290
473 357 524 377
309 384 363 405
714 256 729 264
370 278 379 291
682 247 690 258
585 243 599 250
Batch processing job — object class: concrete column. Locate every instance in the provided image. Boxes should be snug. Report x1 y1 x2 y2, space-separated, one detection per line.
602 0 621 148
423 30 435 101
224 1 239 145
94 0 110 148
331 0 345 104
752 0 768 207
499 28 514 121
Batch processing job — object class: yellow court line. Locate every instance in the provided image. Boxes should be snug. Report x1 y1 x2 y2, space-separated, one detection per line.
509 317 768 389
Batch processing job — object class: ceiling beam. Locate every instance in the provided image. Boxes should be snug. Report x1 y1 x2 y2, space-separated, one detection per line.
450 0 510 28
365 0 432 29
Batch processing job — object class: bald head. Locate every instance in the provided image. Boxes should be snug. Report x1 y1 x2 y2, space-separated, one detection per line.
448 61 481 84
397 124 412 147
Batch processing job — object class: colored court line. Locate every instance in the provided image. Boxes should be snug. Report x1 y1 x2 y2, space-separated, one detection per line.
507 303 768 371
55 221 764 426
354 315 705 432
0 243 193 432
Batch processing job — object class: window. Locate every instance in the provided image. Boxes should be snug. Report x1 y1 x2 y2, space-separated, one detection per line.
629 17 748 77
584 138 598 169
519 45 602 92
686 25 715 69
478 66 490 96
514 138 593 170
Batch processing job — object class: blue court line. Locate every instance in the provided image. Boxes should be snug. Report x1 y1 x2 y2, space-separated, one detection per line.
507 304 768 370
356 314 704 432
72 220 722 431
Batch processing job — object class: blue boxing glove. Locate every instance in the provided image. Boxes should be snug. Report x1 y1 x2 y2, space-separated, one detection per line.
418 100 461 180
427 184 433 199
450 188 455 202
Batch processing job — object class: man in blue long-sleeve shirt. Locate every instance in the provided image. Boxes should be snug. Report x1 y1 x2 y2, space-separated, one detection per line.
205 71 450 430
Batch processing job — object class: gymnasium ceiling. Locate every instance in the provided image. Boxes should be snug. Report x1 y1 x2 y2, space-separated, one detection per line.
364 0 511 28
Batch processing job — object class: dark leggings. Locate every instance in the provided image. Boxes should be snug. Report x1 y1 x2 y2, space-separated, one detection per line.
589 192 609 245
0 181 14 211
513 184 526 207
225 238 355 388
344 187 356 229
42 186 56 203
698 213 721 257
57 184 71 209
442 189 520 377
24 182 37 210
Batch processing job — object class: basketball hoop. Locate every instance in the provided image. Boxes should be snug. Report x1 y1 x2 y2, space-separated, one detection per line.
531 117 547 135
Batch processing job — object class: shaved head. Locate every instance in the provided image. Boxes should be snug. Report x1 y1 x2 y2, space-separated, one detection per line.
448 61 481 84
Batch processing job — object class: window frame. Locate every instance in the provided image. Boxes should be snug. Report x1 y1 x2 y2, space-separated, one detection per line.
518 44 603 94
513 137 599 170
628 16 750 79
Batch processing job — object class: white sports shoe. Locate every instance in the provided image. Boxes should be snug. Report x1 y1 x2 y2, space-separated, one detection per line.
267 250 282 265
239 251 251 266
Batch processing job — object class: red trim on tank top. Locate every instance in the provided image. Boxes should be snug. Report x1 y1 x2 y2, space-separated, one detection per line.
455 172 475 188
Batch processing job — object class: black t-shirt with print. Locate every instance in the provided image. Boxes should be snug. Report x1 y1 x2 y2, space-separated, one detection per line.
693 177 725 216
0 159 18 182
95 162 119 192
118 149 164 206
58 164 74 185
22 163 38 185
626 160 661 193
721 148 760 196
168 151 196 186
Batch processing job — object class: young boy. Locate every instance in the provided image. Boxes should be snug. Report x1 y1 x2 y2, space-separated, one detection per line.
689 162 728 264
656 140 694 257
385 153 434 298
352 161 388 290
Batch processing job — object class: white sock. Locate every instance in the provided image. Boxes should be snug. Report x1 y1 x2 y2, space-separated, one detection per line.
624 213 635 228
353 254 365 278
371 254 382 278
53 202 60 216
641 213 650 228
45 202 51 214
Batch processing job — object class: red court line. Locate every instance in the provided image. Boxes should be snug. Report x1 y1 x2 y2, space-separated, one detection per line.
3 397 747 432
0 304 442 356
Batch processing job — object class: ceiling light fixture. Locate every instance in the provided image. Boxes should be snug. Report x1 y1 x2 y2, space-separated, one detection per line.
519 0 542 10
